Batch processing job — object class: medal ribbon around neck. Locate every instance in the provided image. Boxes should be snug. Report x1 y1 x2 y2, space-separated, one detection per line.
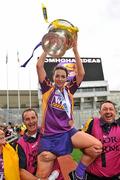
55 88 71 119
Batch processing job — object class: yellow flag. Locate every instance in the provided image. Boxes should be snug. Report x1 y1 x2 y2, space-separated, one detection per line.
3 143 20 180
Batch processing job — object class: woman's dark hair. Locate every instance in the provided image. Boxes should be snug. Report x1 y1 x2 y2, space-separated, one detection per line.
53 66 68 77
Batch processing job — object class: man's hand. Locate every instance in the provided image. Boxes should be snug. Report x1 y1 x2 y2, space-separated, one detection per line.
39 151 56 162
83 145 102 158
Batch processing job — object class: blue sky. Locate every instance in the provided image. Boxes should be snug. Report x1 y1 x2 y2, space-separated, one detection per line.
0 0 120 90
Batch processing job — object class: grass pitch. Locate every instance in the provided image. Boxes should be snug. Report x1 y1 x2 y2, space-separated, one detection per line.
71 149 82 162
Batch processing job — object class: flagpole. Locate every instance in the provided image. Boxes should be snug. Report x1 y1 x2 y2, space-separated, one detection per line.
6 53 9 124
17 51 21 121
29 68 32 108
38 83 41 125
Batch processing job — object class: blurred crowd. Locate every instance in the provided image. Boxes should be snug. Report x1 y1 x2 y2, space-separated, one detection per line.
0 121 26 143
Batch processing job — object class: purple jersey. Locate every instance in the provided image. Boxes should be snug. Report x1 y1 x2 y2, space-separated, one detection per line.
40 76 79 135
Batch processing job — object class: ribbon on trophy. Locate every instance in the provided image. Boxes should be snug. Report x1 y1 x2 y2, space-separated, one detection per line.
21 4 79 67
21 3 48 67
21 42 42 67
42 3 49 23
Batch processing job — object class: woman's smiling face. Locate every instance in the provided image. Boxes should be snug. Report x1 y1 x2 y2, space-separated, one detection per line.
53 69 67 89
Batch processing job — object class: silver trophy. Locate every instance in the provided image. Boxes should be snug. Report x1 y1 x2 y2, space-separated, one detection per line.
42 19 78 58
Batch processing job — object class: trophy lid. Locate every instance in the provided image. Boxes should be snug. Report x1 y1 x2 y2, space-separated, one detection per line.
48 19 79 34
